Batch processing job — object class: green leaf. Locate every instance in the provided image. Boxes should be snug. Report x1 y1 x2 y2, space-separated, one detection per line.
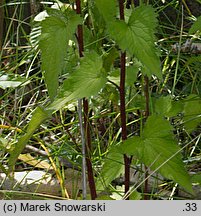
119 115 193 194
143 116 173 138
39 8 81 101
102 46 119 72
189 15 201 34
153 96 184 117
96 148 124 191
126 65 139 86
191 173 201 185
95 4 160 78
47 51 107 111
95 0 117 22
8 107 51 172
108 69 120 87
129 190 142 200
183 94 201 132
128 95 146 110
118 136 141 157
108 5 161 78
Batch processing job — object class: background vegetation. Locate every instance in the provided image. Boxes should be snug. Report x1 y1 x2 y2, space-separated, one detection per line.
0 0 201 200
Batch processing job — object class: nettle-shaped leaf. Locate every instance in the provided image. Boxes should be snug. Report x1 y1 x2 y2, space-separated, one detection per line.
96 2 161 78
7 11 107 171
153 95 201 132
153 95 184 117
97 115 193 194
96 148 124 191
39 8 82 101
8 51 107 170
118 115 193 194
48 51 107 111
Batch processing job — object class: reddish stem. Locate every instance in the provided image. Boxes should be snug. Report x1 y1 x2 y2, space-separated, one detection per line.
76 0 97 200
119 0 125 20
83 98 97 200
120 52 127 141
75 0 84 57
119 0 130 199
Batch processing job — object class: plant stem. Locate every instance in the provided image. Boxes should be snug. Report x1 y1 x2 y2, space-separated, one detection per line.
119 0 130 199
83 98 97 200
144 75 149 200
75 0 86 200
76 0 97 200
76 0 84 57
77 99 87 199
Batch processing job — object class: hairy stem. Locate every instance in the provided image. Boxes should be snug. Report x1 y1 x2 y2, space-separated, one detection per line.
119 0 130 199
76 0 84 57
83 98 97 200
76 0 97 200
